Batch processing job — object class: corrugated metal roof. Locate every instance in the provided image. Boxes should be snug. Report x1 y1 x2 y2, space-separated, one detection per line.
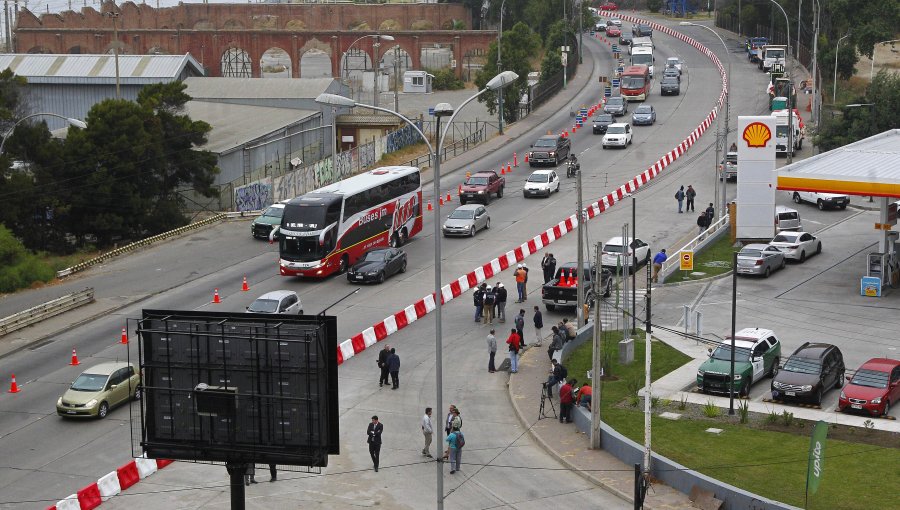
777 129 900 196
184 101 319 154
183 77 336 99
0 54 203 84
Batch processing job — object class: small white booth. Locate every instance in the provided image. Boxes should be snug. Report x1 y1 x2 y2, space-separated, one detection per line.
403 70 434 94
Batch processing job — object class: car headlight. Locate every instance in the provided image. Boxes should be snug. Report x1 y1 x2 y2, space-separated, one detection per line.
733 374 742 380
367 271 379 275
57 397 63 406
86 399 98 408
773 381 785 389
871 397 882 404
549 151 555 156
697 369 705 376
839 391 846 399
801 385 812 392
477 190 485 194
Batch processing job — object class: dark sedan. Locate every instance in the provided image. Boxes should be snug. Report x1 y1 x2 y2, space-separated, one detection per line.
593 113 615 134
347 248 407 284
660 76 680 96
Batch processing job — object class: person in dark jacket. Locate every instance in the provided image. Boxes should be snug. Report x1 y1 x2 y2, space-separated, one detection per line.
697 211 709 236
514 309 526 348
495 282 507 322
705 203 715 224
473 284 485 322
482 286 496 324
387 348 401 389
533 306 544 346
685 185 696 212
377 343 391 388
367 415 383 471
675 186 685 213
542 253 557 283
549 326 565 361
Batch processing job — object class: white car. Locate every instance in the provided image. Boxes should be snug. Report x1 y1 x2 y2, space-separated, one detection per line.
768 231 822 262
665 57 683 74
523 169 560 198
790 191 849 210
602 123 633 149
247 290 303 314
600 236 650 273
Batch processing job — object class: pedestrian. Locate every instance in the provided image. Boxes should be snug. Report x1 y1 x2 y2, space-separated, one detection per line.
549 325 565 361
268 464 277 482
367 415 383 472
729 141 737 152
445 426 463 474
473 283 485 322
675 185 685 213
514 264 527 302
482 285 496 324
444 405 457 435
522 263 530 299
685 185 696 212
541 253 557 283
652 248 667 283
450 407 462 432
533 306 544 346
697 211 709 236
487 329 497 372
244 463 257 486
387 348 400 389
563 318 577 341
377 343 391 388
495 282 507 322
421 407 434 458
559 379 576 423
506 328 521 373
514 309 526 348
550 358 568 388
577 381 593 411
706 203 715 224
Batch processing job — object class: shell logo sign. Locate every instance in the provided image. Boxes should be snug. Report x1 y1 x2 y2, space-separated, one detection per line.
742 122 772 148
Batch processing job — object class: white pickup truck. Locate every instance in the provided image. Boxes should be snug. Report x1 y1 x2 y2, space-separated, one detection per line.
760 45 787 72
789 191 850 210
772 109 803 156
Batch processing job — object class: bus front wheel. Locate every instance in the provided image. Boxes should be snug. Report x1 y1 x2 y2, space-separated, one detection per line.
338 255 349 274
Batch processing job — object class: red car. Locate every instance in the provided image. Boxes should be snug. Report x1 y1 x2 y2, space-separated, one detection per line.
838 358 900 417
606 26 621 37
600 2 618 10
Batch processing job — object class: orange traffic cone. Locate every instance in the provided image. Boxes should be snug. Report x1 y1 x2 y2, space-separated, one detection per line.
9 374 20 393
427 200 433 211
70 348 80 366
513 152 518 167
241 276 250 291
446 192 452 202
120 328 128 345
458 184 462 196
213 288 221 304
500 166 506 175
506 162 512 173
524 153 529 163
439 196 444 206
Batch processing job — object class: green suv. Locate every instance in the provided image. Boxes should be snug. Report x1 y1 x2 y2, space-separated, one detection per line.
697 328 781 396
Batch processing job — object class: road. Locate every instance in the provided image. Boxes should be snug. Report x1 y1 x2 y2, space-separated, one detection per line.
0 19 820 509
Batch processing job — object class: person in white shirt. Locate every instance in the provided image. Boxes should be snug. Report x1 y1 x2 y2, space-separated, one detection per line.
421 407 434 458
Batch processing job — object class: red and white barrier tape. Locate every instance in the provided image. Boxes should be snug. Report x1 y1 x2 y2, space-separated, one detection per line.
47 457 172 510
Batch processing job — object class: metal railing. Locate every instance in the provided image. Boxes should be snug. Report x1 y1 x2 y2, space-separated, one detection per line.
0 288 94 337
660 213 731 282
401 128 486 170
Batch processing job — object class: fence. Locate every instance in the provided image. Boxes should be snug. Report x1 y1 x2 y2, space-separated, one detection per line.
659 213 731 283
521 53 579 119
0 288 95 336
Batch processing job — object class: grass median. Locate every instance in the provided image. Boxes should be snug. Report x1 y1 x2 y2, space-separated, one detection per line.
668 233 738 282
565 331 899 510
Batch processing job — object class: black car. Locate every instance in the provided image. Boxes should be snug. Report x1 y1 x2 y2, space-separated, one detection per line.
771 342 845 405
528 134 571 166
592 113 615 134
660 76 680 96
619 32 633 46
637 24 653 37
347 248 407 284
603 96 628 116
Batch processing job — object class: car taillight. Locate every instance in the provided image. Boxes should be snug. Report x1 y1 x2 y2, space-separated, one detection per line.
755 260 763 266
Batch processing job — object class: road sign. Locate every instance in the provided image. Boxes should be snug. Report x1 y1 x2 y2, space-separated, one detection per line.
612 44 619 52
562 52 568 66
680 250 694 271
560 45 571 52
611 78 620 88
604 86 612 97
428 107 435 116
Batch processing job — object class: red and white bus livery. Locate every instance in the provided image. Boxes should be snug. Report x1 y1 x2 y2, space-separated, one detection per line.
276 166 423 278
620 65 651 102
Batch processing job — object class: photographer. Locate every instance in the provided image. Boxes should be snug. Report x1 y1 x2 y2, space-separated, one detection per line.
544 359 568 399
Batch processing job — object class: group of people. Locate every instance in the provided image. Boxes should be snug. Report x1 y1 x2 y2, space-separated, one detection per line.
544 360 594 422
675 185 716 235
377 344 401 390
366 405 466 475
547 318 577 361
473 281 508 324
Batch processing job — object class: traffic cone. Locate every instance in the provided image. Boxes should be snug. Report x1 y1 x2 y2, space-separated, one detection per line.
120 328 128 345
458 184 462 196
513 152 518 167
524 153 529 163
446 192 452 202
439 196 444 206
427 200 433 211
70 348 80 366
500 166 506 175
506 162 512 173
213 288 221 304
241 276 250 291
9 374 20 393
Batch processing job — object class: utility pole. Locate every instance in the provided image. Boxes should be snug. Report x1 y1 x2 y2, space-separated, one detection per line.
631 196 636 332
643 256 653 480
393 46 400 113
4 1 10 53
590 241 603 449
497 0 505 135
108 11 121 99
622 223 630 343
576 161 585 327
372 36 382 108
578 0 583 64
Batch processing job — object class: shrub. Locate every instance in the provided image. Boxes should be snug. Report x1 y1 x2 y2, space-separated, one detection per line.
766 409 779 424
428 68 464 90
780 410 795 427
0 226 55 292
678 393 688 410
703 400 721 418
738 399 750 424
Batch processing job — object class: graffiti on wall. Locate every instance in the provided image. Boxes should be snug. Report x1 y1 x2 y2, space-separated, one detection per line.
359 142 376 169
384 121 423 154
234 177 273 212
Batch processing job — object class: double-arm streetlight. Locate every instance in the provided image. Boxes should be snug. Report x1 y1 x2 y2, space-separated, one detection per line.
315 69 518 510
0 113 87 155
342 34 395 105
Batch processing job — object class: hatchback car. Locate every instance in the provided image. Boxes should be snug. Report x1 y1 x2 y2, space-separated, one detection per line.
593 113 615 134
771 342 845 405
665 57 683 74
442 204 490 237
697 328 781 396
57 362 141 419
736 244 785 278
775 205 802 231
768 231 822 262
347 247 407 284
523 170 560 198
602 123 633 149
600 236 650 272
631 105 656 125
246 290 303 314
839 358 900 417
251 201 288 240
603 96 628 116
660 76 680 96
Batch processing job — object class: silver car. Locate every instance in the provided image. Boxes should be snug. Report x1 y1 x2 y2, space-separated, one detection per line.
736 244 786 278
442 204 490 237
247 290 303 314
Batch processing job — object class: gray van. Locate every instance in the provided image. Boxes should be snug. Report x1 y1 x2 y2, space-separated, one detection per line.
775 206 801 231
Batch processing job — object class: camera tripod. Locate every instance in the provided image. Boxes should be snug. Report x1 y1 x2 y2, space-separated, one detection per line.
538 384 557 421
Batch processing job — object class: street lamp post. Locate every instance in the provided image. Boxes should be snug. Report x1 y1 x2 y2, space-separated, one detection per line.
497 0 506 135
811 0 820 136
341 34 395 103
766 0 793 164
315 70 518 510
870 39 900 80
106 11 121 99
833 32 851 104
0 113 87 155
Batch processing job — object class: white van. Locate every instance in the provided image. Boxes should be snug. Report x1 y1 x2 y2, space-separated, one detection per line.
775 206 801 231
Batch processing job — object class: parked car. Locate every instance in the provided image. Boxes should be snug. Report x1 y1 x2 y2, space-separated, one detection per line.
660 76 681 96
790 191 850 210
347 247 407 284
528 134 571 166
736 244 785 277
600 236 650 273
57 362 141 419
460 170 505 204
606 26 622 37
442 204 490 237
251 201 288 239
603 96 628 116
775 205 802 231
662 67 680 82
247 290 303 314
602 123 633 149
839 358 900 417
697 328 782 396
665 57 683 74
771 342 845 405
593 113 615 134
600 2 618 11
523 169 560 198
719 151 738 181
631 105 656 125
768 231 822 262
542 263 613 311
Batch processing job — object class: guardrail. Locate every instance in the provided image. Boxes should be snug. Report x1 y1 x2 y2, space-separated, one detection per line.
56 214 227 278
0 288 94 337
660 213 730 283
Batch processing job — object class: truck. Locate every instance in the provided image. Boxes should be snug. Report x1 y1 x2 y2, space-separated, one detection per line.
541 263 612 311
772 109 803 156
630 46 654 77
767 77 796 111
459 170 505 204
759 44 786 72
631 36 654 52
746 37 768 63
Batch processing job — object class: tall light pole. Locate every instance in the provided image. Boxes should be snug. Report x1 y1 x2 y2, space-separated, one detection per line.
767 0 793 164
0 113 86 155
106 11 121 99
578 0 583 64
341 34 395 103
811 0 820 136
870 39 900 80
796 0 802 60
497 0 506 135
681 22 731 220
316 70 519 510
833 32 851 103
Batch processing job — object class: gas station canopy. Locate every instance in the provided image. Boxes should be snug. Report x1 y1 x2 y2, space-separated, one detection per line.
777 129 900 197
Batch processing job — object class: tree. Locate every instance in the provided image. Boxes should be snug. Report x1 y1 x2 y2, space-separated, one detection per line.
475 22 541 124
541 49 563 81
814 71 900 152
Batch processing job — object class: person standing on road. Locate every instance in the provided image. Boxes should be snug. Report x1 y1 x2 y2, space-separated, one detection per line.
445 427 463 474
706 203 715 224
387 348 400 389
486 329 497 373
542 253 557 283
473 283 485 322
685 185 696 212
514 309 526 348
495 282 507 322
244 463 257 485
367 415 383 472
377 343 391 388
697 211 709 236
675 186 685 213
421 407 434 458
268 464 277 482
482 285 496 325
533 306 544 346
444 405 457 435
652 249 667 283
506 328 521 373
514 265 527 302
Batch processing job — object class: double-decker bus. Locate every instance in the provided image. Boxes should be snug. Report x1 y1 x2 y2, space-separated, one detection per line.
620 65 651 101
275 166 422 278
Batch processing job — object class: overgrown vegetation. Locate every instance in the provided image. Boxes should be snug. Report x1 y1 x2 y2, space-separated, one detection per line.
427 68 465 90
0 225 55 292
815 71 900 151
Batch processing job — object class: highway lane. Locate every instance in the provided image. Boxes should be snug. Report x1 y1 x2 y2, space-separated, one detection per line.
0 22 765 508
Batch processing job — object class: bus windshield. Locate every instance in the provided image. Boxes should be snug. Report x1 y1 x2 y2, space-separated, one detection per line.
631 54 652 66
621 76 646 90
